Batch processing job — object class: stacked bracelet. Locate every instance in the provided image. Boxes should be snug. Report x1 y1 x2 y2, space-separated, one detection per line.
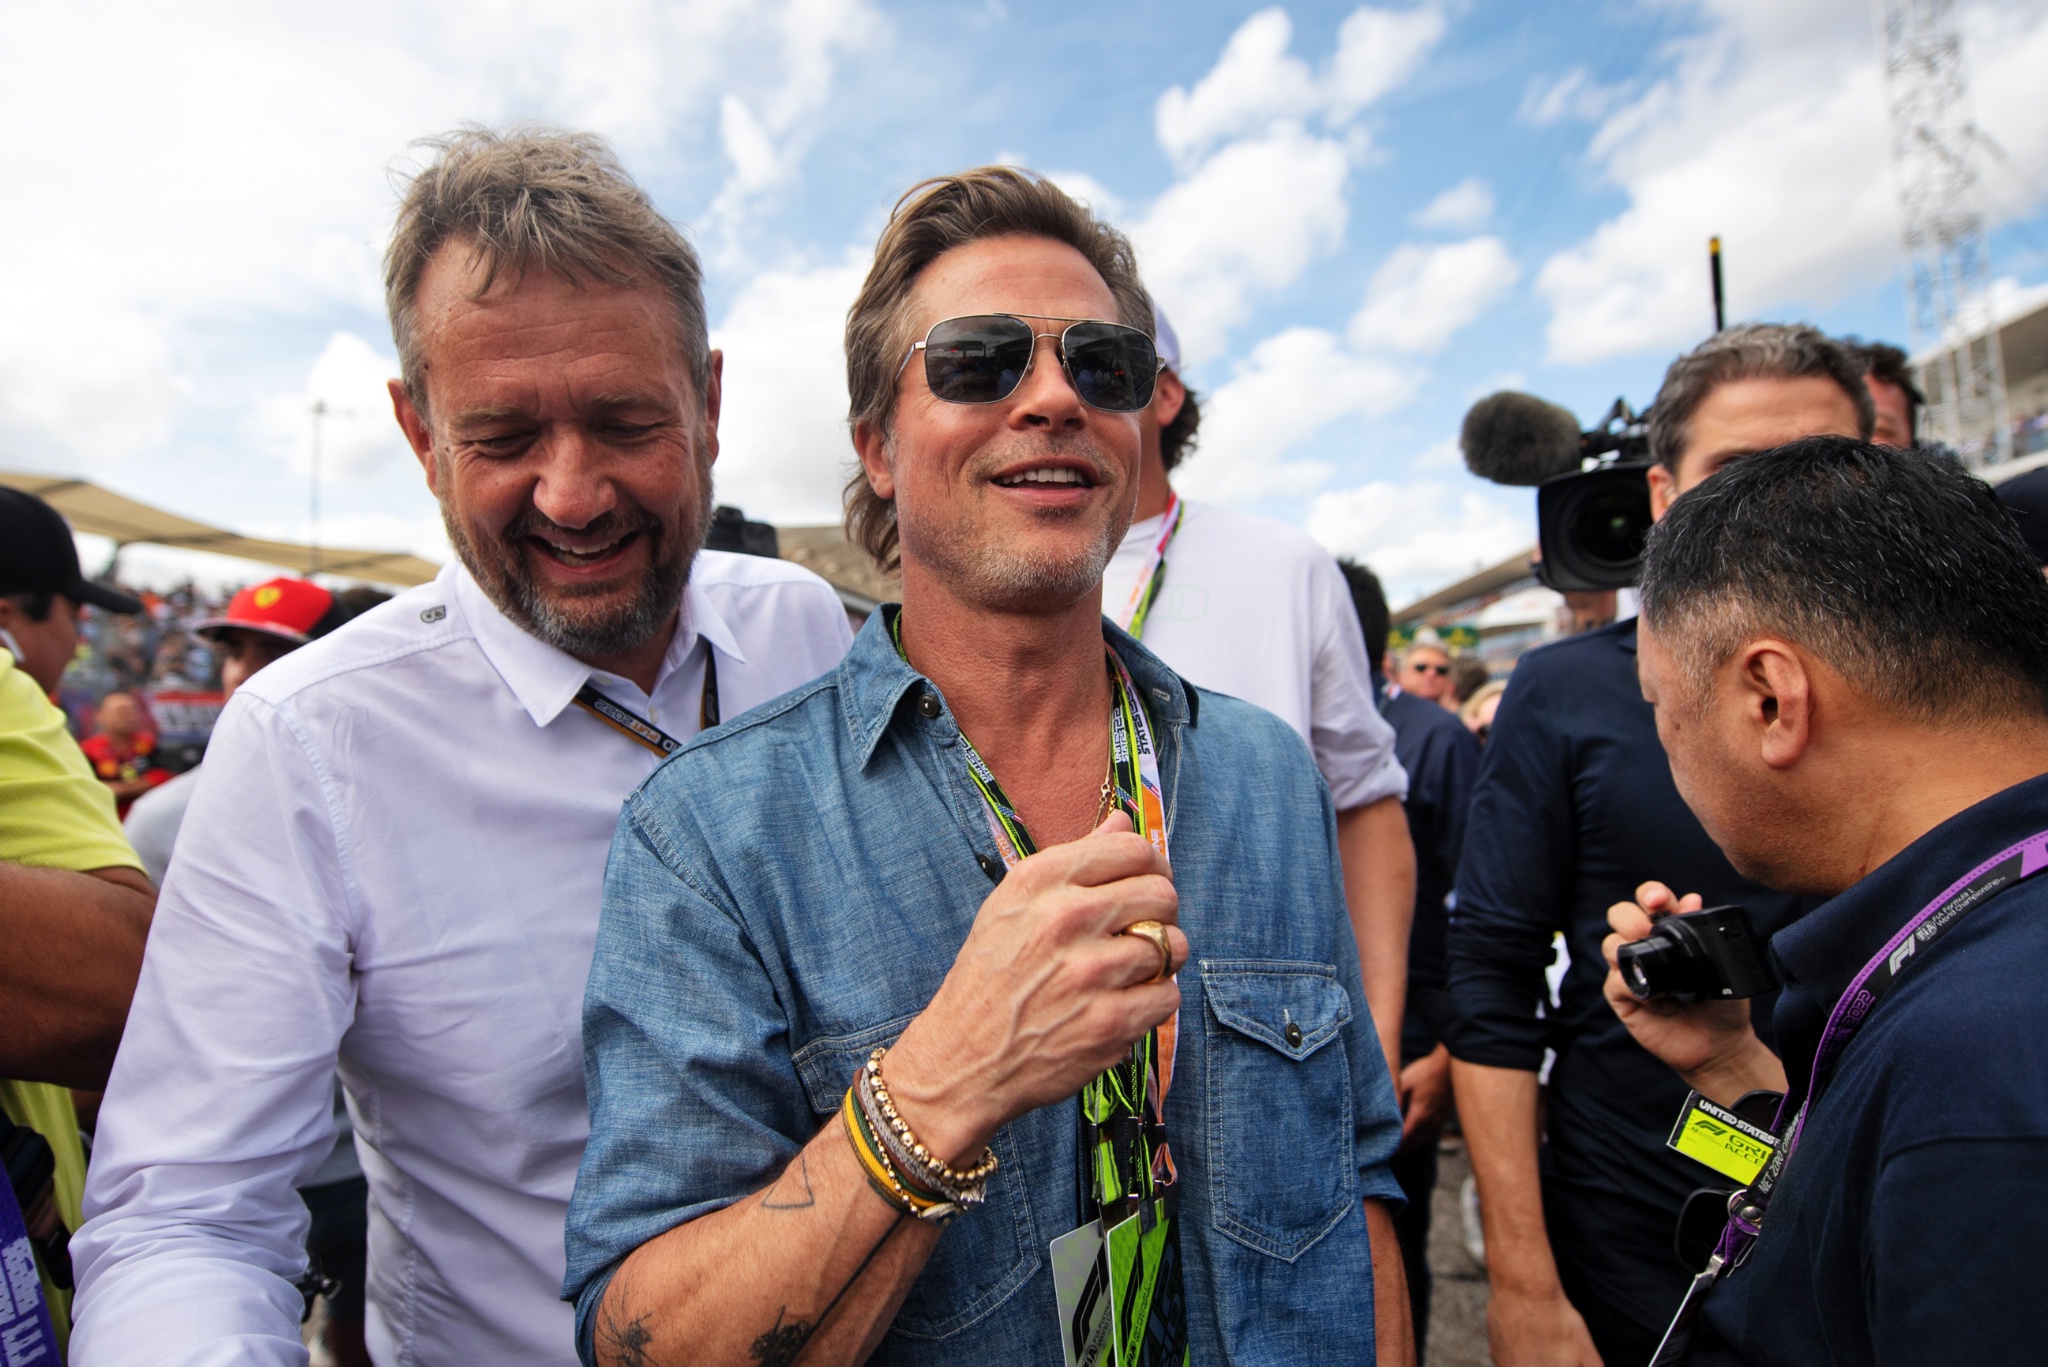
861 1048 999 1199
839 1046 997 1225
842 1088 962 1224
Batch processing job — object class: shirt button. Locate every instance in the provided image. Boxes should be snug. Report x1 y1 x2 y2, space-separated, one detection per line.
917 693 942 719
1285 1021 1304 1049
976 853 1003 883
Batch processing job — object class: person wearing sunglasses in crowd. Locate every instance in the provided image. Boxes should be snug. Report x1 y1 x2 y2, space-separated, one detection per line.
563 167 1411 1367
1098 304 1416 1090
69 127 853 1365
1395 638 1454 704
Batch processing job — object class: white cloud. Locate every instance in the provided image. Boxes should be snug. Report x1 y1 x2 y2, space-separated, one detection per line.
1518 68 1629 127
701 0 885 263
1306 480 1529 600
1412 177 1494 231
1135 124 1353 366
1040 169 1126 222
1350 237 1519 354
1412 435 1461 470
1173 327 1416 504
0 0 883 482
1324 3 1447 120
1538 0 2048 364
708 257 867 524
1138 5 1445 365
246 332 411 484
1155 10 1319 167
1153 6 1444 167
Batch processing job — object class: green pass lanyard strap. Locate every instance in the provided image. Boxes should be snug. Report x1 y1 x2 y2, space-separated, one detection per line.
1115 495 1184 641
887 609 1178 1223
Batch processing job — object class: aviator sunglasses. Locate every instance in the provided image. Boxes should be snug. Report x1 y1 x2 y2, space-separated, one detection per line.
899 314 1163 413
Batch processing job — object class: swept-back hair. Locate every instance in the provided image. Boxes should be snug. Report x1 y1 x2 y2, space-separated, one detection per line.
1640 435 2048 722
384 125 710 416
1646 324 1873 471
842 167 1152 573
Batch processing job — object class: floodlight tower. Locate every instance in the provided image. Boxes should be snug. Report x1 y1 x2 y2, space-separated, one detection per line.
1880 0 2010 464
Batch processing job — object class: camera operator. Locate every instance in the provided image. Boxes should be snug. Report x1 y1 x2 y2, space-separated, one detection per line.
1445 324 1873 1367
1602 435 2048 1364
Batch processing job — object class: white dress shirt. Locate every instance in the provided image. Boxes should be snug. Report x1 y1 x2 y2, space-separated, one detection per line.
1102 499 1406 810
71 552 854 1366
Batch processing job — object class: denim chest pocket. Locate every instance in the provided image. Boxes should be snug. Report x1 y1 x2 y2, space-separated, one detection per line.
1201 960 1359 1260
793 1015 1041 1341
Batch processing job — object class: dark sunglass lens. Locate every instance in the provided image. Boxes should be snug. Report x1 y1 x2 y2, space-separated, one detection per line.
1063 323 1157 412
924 317 1034 403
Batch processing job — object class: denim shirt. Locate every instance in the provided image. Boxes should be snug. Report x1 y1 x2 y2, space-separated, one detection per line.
564 612 1405 1365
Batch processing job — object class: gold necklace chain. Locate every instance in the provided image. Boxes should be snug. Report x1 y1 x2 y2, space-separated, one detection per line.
1092 730 1115 826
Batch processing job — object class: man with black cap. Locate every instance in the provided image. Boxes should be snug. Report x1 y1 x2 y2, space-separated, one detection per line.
0 485 155 1356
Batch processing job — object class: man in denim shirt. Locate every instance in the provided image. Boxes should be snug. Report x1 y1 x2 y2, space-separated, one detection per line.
564 169 1411 1366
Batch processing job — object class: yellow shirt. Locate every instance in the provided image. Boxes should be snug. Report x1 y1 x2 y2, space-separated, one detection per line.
0 649 144 1350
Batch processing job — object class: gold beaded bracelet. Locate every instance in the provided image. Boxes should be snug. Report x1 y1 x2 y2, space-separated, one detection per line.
861 1047 1000 1199
841 1086 962 1224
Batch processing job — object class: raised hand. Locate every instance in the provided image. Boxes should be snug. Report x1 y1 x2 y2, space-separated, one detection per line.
884 810 1186 1163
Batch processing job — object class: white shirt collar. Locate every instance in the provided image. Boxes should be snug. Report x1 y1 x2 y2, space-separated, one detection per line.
453 562 747 729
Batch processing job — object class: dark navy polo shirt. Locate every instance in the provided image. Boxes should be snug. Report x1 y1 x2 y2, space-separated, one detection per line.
1377 679 1479 1056
1695 771 2048 1366
1446 619 1807 1209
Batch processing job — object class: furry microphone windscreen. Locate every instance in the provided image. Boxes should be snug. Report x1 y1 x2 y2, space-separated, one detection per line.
1460 391 1585 487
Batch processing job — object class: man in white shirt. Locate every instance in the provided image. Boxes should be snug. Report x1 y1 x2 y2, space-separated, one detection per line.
1100 307 1415 1072
70 126 854 1366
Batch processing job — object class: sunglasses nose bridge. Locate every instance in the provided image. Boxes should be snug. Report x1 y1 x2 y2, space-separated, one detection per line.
1009 328 1087 413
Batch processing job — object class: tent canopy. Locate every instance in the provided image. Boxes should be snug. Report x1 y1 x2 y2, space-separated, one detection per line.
0 470 444 587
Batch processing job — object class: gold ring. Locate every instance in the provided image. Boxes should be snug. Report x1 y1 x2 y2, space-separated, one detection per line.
1121 919 1172 984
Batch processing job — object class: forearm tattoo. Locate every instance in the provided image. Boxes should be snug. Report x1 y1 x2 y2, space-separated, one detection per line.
749 1213 909 1365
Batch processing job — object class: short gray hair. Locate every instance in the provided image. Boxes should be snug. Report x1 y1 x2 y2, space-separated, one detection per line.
384 125 710 414
1647 323 1873 471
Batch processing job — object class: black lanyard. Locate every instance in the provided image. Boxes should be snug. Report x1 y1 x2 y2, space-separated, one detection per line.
572 650 719 757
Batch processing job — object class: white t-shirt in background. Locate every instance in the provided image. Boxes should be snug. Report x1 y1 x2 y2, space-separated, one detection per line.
1103 498 1406 811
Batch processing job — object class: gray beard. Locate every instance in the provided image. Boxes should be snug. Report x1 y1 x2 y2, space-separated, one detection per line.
896 469 1128 615
439 485 707 659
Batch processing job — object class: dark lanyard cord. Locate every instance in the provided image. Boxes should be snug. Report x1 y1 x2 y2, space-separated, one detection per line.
572 650 719 757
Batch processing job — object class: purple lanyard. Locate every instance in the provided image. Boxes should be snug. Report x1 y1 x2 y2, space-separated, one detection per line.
1716 827 2048 1264
0 1176 61 1362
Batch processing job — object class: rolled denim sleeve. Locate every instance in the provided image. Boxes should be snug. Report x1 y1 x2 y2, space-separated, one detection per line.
1444 666 1574 1072
564 797 812 1362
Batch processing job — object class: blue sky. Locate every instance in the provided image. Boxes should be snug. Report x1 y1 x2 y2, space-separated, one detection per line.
3 0 2045 602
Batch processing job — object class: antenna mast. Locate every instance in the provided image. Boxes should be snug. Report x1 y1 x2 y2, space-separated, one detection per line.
1880 0 2010 464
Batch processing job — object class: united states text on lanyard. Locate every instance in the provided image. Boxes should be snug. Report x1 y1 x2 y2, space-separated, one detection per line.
1115 495 1183 642
572 650 720 757
1649 827 2048 1366
889 612 1188 1367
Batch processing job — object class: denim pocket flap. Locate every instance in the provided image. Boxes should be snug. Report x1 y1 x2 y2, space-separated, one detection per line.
792 1013 918 1115
1202 961 1350 1061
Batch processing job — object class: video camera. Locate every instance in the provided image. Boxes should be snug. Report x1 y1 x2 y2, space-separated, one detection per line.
1459 392 1656 593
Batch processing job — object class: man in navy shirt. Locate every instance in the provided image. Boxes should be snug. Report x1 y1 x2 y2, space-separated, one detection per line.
1447 325 1871 1367
1339 558 1481 1359
1602 436 2048 1364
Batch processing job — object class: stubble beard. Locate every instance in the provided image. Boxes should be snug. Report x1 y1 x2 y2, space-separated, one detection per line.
437 451 710 658
894 436 1131 614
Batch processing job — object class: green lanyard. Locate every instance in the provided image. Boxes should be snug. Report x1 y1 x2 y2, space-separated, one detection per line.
887 609 1177 1220
1115 495 1184 641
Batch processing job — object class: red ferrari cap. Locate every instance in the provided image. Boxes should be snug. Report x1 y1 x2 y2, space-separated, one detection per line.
192 577 337 644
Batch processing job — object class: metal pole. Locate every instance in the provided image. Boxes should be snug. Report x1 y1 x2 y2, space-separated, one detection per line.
309 399 326 577
1709 237 1726 333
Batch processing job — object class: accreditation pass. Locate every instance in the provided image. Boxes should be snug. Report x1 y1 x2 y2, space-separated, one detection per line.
1666 1090 1779 1185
